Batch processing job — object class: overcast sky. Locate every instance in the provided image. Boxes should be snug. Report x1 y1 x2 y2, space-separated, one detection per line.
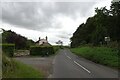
0 0 112 45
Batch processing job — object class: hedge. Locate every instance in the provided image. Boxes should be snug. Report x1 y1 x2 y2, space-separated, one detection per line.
30 46 54 56
53 46 60 53
1 44 15 57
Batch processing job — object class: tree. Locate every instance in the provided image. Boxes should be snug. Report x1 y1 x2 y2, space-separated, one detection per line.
110 1 120 41
70 1 120 47
56 40 63 46
2 29 35 49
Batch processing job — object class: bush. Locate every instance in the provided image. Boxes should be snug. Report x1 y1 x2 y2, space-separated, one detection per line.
1 44 15 57
108 41 118 48
30 46 54 56
53 46 60 53
2 53 15 76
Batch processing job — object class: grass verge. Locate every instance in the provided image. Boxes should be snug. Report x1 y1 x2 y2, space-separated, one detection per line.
3 54 44 78
71 47 119 69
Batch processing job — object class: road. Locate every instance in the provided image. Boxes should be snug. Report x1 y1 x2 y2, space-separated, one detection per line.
51 49 119 78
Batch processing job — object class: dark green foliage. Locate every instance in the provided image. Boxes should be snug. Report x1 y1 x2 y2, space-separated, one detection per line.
2 30 35 50
71 1 120 48
1 44 15 57
53 46 60 53
30 46 55 56
2 54 16 77
110 1 120 41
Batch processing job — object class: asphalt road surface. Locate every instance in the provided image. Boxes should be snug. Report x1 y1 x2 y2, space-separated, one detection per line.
51 49 119 78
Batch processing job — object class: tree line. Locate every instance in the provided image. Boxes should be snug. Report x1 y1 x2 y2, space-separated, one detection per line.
2 29 35 49
71 1 120 48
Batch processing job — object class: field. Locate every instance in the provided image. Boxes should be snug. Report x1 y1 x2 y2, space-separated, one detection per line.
71 47 119 69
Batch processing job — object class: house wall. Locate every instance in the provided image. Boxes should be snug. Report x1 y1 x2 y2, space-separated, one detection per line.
39 39 48 45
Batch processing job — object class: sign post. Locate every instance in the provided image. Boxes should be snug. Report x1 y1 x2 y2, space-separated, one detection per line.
105 37 110 46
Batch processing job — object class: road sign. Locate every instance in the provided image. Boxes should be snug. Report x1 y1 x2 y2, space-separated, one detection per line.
105 37 110 42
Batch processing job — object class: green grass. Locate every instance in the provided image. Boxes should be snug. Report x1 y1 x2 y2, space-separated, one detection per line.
53 46 60 53
3 54 44 78
71 47 119 69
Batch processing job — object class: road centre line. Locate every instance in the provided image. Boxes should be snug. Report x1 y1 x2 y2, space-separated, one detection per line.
74 61 91 74
65 53 71 59
67 56 71 59
65 52 91 73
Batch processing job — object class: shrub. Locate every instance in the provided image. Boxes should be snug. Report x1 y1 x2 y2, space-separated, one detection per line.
30 46 54 56
1 44 15 57
53 46 60 53
108 41 118 48
2 53 15 76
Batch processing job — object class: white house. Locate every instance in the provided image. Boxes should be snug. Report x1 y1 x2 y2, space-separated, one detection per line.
36 36 51 46
39 36 48 45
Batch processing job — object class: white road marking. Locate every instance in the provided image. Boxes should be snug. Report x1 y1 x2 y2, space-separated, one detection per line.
65 52 90 73
67 56 71 59
74 61 91 73
65 53 71 60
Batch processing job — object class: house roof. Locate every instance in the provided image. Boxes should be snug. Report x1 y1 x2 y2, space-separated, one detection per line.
35 40 39 43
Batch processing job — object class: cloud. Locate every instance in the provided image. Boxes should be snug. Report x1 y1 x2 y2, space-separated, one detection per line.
1 2 96 31
1 1 112 45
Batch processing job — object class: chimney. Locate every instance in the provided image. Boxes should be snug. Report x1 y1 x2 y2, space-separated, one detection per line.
46 36 48 41
39 37 41 41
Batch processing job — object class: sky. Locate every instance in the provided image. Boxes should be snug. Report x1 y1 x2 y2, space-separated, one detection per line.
0 0 113 45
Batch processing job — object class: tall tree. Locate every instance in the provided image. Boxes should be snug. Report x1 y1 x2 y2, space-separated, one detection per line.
70 1 120 47
2 30 35 49
110 1 120 41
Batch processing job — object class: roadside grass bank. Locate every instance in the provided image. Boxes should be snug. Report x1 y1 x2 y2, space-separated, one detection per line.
3 54 44 78
71 47 119 69
53 46 61 55
53 46 60 53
